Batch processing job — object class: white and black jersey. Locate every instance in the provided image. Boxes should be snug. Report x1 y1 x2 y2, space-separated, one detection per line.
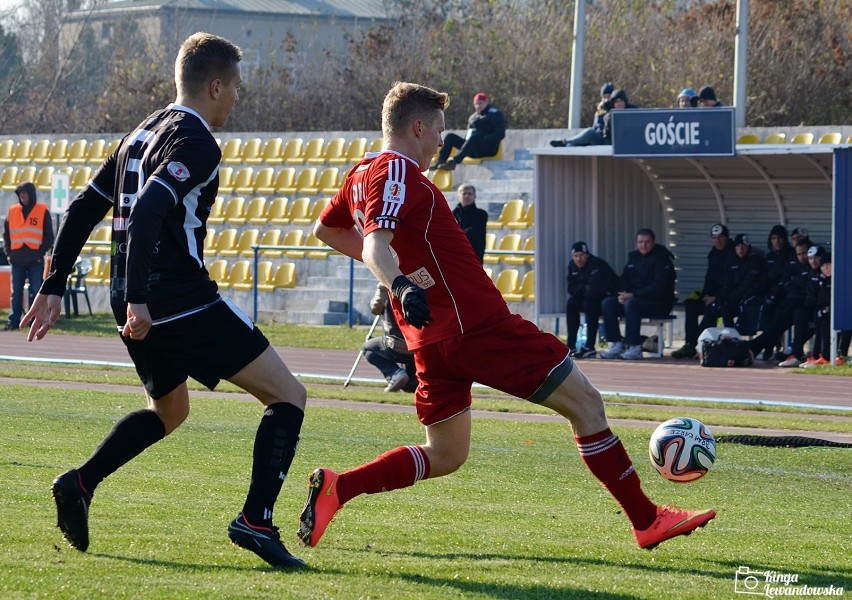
44 104 222 321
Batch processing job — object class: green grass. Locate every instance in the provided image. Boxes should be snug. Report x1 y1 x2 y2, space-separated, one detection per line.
1 386 850 599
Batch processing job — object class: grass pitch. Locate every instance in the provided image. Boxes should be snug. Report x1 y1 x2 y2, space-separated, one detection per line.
0 385 850 599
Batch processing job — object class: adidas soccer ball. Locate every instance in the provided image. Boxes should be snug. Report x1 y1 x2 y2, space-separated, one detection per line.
649 417 716 482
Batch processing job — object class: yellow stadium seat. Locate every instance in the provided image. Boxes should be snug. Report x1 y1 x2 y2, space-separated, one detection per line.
207 196 226 225
302 138 325 165
13 139 33 164
217 166 234 194
232 167 254 195
427 169 452 192
222 196 246 225
258 137 284 165
494 269 519 300
507 203 534 230
312 137 344 165
281 229 305 258
298 197 330 228
203 227 217 257
266 197 290 225
34 166 54 192
504 270 535 302
0 140 14 165
226 260 253 291
847 134 852 144
368 138 383 153
342 137 367 164
258 229 283 257
104 139 121 157
736 134 760 144
86 139 106 164
90 225 113 254
504 235 534 265
790 132 813 144
212 228 237 256
294 167 319 195
218 228 258 258
48 139 70 164
31 139 52 165
240 137 263 164
290 196 321 226
316 167 340 195
221 138 243 164
272 167 297 195
487 199 525 230
68 139 88 164
763 133 786 144
484 233 496 253
15 165 36 186
817 132 841 145
270 262 297 289
245 196 268 225
0 166 19 191
70 166 92 191
207 259 228 287
251 167 275 196
484 233 521 265
253 261 274 291
461 141 503 164
283 138 305 164
83 256 103 285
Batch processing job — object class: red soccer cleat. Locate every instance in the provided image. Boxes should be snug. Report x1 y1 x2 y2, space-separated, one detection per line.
633 505 716 550
297 468 342 547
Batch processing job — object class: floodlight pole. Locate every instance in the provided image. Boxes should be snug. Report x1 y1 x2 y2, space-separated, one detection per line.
733 0 749 128
568 0 586 129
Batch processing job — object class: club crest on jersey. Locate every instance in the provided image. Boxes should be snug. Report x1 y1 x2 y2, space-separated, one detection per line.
167 161 190 181
384 180 405 204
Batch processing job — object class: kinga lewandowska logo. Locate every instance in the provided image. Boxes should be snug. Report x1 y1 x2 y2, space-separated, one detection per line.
734 566 845 597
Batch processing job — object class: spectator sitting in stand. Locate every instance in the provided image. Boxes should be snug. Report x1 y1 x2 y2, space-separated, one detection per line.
431 92 505 171
601 89 639 145
565 241 619 359
696 86 723 107
452 184 488 264
550 82 614 147
600 228 675 360
363 283 418 392
676 88 698 108
671 224 736 359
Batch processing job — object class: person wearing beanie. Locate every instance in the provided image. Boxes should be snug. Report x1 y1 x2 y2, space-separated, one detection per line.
601 88 639 144
697 86 723 107
431 91 505 170
550 82 615 147
676 88 697 108
565 241 619 358
3 181 55 331
672 224 737 359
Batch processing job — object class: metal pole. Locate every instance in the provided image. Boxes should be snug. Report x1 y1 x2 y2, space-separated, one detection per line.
568 0 586 129
343 313 381 387
733 0 749 128
252 245 259 322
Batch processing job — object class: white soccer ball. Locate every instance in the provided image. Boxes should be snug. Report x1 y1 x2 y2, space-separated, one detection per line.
649 417 716 482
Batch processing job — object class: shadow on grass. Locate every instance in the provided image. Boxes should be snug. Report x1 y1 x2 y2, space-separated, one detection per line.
90 551 314 574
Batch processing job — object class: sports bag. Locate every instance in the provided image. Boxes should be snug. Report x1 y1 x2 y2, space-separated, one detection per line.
700 338 754 368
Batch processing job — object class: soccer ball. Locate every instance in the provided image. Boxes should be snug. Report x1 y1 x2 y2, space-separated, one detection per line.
649 417 716 482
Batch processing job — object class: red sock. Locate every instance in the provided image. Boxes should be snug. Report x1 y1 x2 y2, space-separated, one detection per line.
337 445 430 505
575 428 657 530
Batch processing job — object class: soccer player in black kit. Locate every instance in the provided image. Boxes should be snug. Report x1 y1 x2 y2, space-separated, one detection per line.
22 32 307 569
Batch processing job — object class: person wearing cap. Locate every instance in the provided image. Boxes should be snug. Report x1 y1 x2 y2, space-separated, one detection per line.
696 86 723 107
452 183 488 263
672 224 737 359
676 88 697 108
550 82 614 147
804 253 834 367
431 91 505 170
3 181 55 331
790 226 811 248
715 234 769 334
794 244 829 367
600 228 676 360
565 241 619 358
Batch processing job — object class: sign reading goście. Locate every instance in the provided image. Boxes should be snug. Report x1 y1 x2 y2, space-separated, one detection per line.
611 107 736 158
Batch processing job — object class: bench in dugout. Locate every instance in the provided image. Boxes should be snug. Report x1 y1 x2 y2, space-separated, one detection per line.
580 314 676 358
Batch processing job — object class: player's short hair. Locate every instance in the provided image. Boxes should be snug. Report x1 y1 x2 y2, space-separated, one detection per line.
382 82 450 137
175 32 242 98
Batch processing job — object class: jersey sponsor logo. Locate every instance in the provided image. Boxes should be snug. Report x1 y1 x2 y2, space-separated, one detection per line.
373 214 400 228
113 217 128 231
167 161 191 181
405 267 435 289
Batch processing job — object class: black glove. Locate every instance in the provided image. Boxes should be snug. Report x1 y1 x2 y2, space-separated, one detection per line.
391 275 432 329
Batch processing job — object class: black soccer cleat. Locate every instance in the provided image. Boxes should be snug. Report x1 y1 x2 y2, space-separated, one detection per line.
228 513 307 569
52 469 92 552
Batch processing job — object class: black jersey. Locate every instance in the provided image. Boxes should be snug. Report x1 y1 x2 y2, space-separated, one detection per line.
44 104 222 322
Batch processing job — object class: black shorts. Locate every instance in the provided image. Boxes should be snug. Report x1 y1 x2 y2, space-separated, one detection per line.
120 298 270 399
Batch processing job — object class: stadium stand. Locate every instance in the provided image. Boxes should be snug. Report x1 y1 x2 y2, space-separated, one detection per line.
266 197 289 225
0 166 18 191
791 132 813 144
31 139 51 164
507 202 534 230
250 168 274 195
225 260 252 290
258 229 283 257
231 167 254 195
220 228 259 258
294 167 319 195
314 137 345 165
68 139 88 164
240 137 263 164
70 166 92 190
34 166 54 192
302 138 325 165
342 137 367 164
85 139 106 164
258 137 284 165
245 196 268 225
427 169 452 192
218 166 235 194
494 269 519 299
13 139 32 164
285 198 311 226
818 132 841 144
211 228 237 256
316 167 340 195
503 235 534 266
763 132 786 144
208 259 228 287
487 199 525 230
273 167 297 195
283 138 305 164
47 139 69 164
221 138 243 164
222 195 247 225
504 270 534 302
0 139 14 164
736 134 760 144
263 262 296 290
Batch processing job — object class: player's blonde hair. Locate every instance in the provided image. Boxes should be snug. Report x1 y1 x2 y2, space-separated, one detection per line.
382 82 450 137
175 32 242 98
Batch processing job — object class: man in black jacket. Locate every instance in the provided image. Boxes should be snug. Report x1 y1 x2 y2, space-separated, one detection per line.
672 224 736 359
452 184 488 263
601 229 676 360
565 241 618 358
716 234 769 333
431 92 505 170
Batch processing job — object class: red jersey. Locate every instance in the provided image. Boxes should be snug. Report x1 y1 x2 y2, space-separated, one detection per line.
320 150 508 349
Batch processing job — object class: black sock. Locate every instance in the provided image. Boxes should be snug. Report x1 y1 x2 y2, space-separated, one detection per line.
241 402 304 527
77 409 166 495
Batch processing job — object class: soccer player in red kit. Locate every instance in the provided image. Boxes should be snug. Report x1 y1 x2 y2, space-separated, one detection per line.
299 81 715 551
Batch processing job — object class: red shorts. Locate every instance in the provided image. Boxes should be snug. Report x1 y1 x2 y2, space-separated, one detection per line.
413 311 572 425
